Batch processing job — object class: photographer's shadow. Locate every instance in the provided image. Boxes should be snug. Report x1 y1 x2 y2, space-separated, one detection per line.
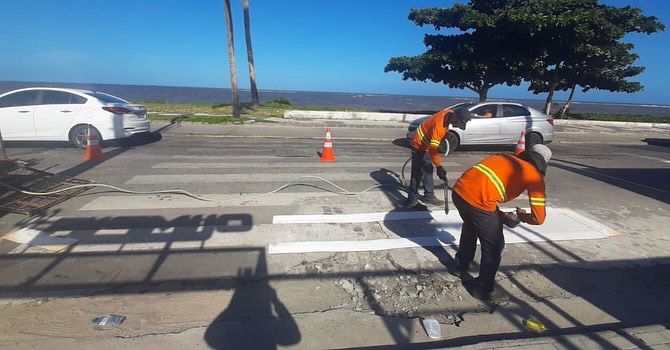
204 252 300 349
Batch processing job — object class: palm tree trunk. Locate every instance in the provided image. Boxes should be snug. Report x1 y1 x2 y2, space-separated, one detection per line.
223 0 241 117
243 0 259 107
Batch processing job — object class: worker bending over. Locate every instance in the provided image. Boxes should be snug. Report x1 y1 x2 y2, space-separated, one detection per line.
452 144 552 300
405 107 471 208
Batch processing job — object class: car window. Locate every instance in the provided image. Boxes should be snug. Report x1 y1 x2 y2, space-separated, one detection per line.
0 90 40 108
502 105 530 117
85 92 128 104
41 90 87 105
472 105 497 118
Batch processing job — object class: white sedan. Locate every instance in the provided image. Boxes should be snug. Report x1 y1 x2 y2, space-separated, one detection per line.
407 102 554 155
0 87 151 148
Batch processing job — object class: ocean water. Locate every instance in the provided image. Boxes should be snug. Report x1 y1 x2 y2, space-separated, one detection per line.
1 81 669 117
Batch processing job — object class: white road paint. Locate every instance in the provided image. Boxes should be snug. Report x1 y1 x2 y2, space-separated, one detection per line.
125 172 461 184
78 192 394 211
2 228 79 252
152 161 461 169
268 208 615 254
620 152 670 164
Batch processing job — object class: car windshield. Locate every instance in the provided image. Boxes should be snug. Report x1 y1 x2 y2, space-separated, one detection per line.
85 92 128 104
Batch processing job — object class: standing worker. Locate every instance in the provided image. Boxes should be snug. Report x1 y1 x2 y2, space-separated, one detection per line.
405 107 472 208
451 144 552 300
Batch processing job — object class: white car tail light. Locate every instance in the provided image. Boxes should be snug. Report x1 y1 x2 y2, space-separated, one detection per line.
102 106 132 115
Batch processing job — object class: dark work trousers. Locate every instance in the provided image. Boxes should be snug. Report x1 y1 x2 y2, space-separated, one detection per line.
406 148 435 204
452 191 505 292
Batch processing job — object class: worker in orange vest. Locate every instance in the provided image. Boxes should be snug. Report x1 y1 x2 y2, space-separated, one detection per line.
451 144 552 300
405 107 472 208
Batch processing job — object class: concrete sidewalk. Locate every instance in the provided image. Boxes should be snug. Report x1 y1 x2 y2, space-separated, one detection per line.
461 323 670 350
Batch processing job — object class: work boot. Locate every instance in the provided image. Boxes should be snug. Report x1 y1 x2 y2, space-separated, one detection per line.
450 255 472 279
419 192 444 205
403 194 419 209
464 278 509 302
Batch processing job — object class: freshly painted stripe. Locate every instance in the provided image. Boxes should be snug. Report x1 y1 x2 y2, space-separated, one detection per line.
2 228 78 252
273 211 449 224
125 173 460 184
269 208 614 254
152 162 461 169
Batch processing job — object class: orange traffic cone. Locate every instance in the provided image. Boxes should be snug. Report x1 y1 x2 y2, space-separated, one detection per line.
320 128 336 162
83 125 104 161
514 129 526 155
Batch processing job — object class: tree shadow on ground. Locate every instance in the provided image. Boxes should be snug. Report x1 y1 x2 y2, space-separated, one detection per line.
551 157 670 204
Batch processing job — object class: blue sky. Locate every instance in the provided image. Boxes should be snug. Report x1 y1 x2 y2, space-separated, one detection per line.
0 0 668 104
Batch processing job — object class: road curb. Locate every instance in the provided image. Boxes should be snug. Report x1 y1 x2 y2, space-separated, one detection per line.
159 132 396 142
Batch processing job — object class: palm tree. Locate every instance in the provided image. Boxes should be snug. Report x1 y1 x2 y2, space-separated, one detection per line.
243 0 259 106
223 0 241 117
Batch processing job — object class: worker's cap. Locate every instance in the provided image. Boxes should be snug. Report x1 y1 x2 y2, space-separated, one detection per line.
532 144 552 163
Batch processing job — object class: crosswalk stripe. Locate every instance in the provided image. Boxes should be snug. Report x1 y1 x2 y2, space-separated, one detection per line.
125 173 461 184
77 190 527 211
78 192 396 211
152 162 461 169
269 208 615 254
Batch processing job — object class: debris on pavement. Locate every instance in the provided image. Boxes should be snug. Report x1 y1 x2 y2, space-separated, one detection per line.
523 318 546 333
91 314 126 328
421 318 442 339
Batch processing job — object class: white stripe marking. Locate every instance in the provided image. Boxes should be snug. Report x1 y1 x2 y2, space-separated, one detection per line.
126 173 460 184
268 208 614 254
152 162 461 169
2 228 79 252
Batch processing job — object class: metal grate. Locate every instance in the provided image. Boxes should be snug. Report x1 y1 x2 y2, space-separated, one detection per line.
0 163 91 215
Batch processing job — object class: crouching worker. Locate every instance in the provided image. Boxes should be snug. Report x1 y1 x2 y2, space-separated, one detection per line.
451 144 552 300
404 107 472 208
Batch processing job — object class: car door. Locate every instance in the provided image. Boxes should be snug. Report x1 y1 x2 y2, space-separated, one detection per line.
499 104 532 143
33 90 86 138
0 90 39 139
461 104 501 144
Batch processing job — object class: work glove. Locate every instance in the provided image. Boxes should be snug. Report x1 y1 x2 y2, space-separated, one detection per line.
436 166 447 181
499 210 521 228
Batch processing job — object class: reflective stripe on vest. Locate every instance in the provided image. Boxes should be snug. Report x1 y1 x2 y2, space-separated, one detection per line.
473 163 507 202
530 197 546 207
417 126 430 146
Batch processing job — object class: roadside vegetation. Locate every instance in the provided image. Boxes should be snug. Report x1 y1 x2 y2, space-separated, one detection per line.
143 98 372 124
143 99 670 124
560 113 670 123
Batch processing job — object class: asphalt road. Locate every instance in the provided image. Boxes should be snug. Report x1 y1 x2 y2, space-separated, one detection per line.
0 123 669 349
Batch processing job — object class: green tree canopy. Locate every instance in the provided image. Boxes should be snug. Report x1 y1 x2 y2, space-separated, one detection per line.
386 0 664 108
385 2 526 102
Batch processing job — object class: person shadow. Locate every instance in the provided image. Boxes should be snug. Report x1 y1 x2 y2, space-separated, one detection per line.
370 169 460 275
204 251 300 349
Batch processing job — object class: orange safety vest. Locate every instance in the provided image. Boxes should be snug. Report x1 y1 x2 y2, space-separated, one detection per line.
410 109 451 166
453 153 546 224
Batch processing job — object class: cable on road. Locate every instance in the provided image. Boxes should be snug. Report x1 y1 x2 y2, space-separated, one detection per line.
0 175 410 206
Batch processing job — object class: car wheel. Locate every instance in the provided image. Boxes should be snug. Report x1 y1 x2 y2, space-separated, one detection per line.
69 125 100 149
525 132 543 148
442 132 460 156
